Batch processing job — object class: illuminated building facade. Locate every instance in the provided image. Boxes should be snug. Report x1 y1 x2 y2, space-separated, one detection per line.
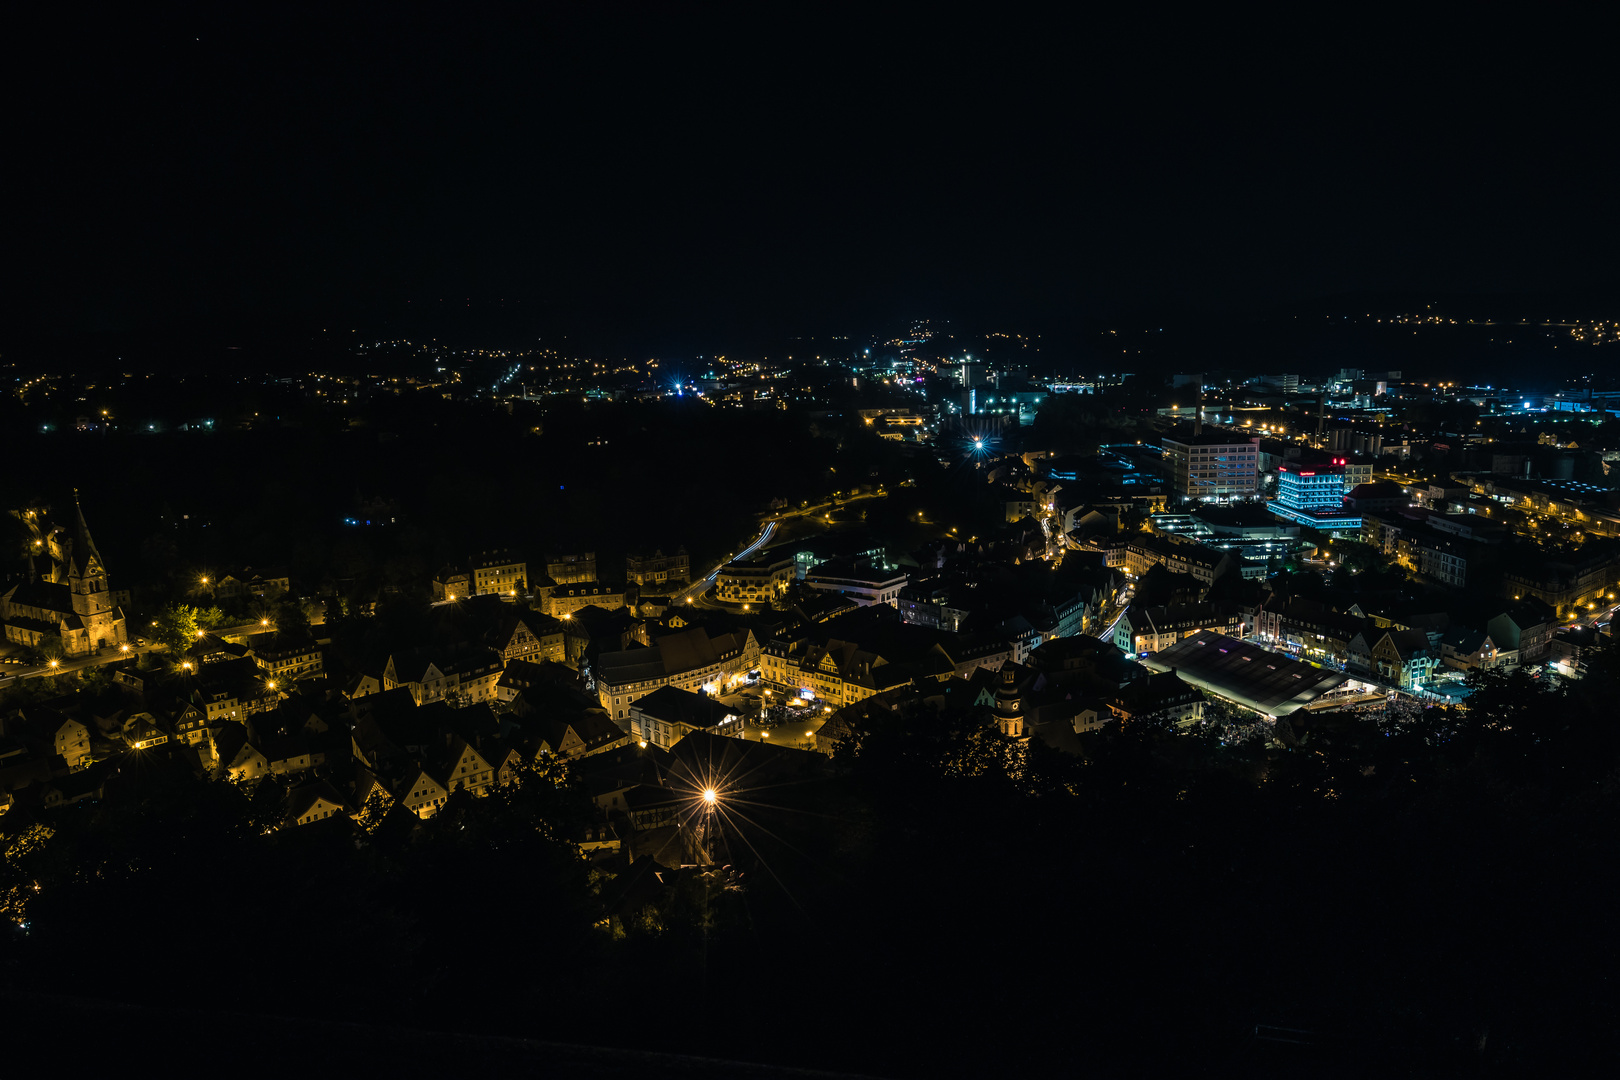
2 495 128 657
472 550 527 599
715 553 795 604
626 548 690 591
596 626 761 723
1161 433 1261 503
1271 459 1361 530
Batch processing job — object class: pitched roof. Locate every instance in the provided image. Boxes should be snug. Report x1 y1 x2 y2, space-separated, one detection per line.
70 491 105 575
630 686 736 731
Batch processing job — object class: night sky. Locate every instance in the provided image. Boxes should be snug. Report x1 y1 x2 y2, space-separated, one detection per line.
9 8 1614 352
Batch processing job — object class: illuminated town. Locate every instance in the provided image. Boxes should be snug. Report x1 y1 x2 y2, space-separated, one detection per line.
3 9 1614 1077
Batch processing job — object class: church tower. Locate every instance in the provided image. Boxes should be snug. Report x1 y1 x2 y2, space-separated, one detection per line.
993 664 1025 740
67 492 109 616
65 491 126 650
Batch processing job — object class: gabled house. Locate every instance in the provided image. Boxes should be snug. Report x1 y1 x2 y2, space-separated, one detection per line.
1487 604 1556 665
122 712 170 750
211 722 270 781
1440 627 1500 672
383 646 504 707
398 765 450 819
286 780 351 828
1357 628 1438 690
441 736 496 796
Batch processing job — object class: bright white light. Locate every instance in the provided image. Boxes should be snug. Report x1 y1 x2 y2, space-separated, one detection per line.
703 788 717 805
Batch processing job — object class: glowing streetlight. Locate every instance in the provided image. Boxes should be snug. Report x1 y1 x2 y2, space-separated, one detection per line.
702 788 717 805
48 659 59 669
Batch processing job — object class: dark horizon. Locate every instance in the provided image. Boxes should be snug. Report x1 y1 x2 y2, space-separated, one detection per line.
7 9 1615 361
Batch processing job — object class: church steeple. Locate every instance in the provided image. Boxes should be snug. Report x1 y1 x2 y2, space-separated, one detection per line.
70 488 105 577
67 490 110 619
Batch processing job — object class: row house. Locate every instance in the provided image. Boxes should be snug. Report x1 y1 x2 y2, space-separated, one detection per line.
491 610 566 665
759 635 949 708
1252 595 1368 667
1115 603 1241 656
1349 628 1437 690
383 646 505 706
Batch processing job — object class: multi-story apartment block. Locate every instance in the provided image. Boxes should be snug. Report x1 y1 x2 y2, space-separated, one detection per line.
715 552 796 605
546 552 597 585
247 632 324 685
1161 432 1261 504
542 582 628 620
803 561 909 607
626 548 691 591
471 550 527 599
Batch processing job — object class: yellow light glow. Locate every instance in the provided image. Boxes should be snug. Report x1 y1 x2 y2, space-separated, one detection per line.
703 788 717 805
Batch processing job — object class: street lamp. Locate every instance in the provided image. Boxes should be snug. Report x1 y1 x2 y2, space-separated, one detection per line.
703 788 717 806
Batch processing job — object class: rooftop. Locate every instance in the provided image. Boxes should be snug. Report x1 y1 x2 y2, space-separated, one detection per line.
1142 630 1347 717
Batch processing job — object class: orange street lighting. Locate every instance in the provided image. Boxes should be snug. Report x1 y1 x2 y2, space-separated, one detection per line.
702 788 717 805
49 659 59 669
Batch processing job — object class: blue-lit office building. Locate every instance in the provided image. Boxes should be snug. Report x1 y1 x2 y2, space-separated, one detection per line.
1270 459 1362 530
